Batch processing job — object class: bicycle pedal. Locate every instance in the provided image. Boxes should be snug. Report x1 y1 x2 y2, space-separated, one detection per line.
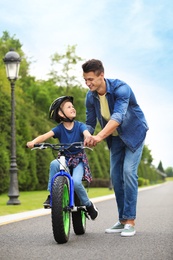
44 205 51 209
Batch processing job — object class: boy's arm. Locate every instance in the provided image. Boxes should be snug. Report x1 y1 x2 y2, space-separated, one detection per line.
26 130 54 148
83 129 92 139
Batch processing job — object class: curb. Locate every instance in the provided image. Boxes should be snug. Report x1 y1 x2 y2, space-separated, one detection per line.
0 184 163 226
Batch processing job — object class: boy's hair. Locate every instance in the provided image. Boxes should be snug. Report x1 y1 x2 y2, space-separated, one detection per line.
59 99 72 111
82 59 104 76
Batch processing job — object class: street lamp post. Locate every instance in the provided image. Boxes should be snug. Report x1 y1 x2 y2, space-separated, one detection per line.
3 49 21 205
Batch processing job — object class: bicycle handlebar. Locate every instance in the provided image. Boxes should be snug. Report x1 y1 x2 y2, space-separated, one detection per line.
31 142 93 151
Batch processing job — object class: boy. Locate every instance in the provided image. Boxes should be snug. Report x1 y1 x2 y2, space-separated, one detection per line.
27 96 98 220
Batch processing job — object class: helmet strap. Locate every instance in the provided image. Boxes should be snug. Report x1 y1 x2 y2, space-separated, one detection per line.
59 108 75 122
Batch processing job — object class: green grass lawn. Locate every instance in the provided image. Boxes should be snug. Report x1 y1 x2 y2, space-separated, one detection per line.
0 188 114 216
1 178 172 216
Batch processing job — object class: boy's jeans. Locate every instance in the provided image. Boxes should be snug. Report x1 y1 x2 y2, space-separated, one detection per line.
110 136 144 220
48 159 90 207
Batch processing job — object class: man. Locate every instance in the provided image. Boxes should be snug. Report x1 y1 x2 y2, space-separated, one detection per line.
82 59 148 237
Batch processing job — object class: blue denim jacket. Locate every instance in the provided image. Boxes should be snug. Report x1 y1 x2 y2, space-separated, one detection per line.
85 78 149 152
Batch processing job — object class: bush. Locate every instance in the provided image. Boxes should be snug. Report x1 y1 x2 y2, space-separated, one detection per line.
89 178 110 188
138 177 150 187
144 178 150 186
138 177 145 187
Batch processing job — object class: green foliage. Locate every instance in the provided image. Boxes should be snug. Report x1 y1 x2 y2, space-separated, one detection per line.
165 167 173 177
157 160 165 173
0 32 168 194
48 44 83 88
138 177 150 187
141 145 153 165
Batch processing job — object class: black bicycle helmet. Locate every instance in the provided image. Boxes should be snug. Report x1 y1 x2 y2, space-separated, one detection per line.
49 96 74 123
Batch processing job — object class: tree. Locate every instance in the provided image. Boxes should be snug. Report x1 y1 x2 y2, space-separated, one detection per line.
141 145 153 165
48 45 83 91
157 161 165 173
165 167 173 177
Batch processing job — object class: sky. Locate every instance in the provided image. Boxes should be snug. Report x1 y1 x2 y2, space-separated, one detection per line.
0 0 173 169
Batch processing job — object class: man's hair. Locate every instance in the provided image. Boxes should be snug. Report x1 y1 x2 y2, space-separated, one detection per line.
82 59 104 76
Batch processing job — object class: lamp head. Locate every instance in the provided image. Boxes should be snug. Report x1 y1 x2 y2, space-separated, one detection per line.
3 49 21 81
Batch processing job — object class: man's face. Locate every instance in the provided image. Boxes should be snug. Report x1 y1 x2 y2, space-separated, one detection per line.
83 71 104 92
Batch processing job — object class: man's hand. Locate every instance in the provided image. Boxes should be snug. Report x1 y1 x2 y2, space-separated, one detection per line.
84 135 102 147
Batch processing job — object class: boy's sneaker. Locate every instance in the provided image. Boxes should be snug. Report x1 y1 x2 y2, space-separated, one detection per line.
86 202 99 220
121 224 136 237
105 221 125 233
43 195 50 208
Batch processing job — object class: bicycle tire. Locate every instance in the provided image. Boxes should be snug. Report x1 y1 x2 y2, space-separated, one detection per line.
51 176 70 244
72 192 86 235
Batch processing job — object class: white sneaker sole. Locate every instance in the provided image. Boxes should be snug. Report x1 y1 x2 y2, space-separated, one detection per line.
105 228 124 233
121 230 136 237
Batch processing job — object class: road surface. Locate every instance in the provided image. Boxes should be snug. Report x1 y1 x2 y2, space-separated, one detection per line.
0 182 173 260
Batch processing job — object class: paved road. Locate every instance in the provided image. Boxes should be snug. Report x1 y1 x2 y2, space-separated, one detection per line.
0 182 173 260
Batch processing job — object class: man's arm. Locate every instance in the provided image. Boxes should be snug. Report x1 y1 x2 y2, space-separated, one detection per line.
84 119 119 147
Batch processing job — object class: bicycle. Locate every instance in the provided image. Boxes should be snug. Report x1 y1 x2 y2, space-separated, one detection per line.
31 142 92 244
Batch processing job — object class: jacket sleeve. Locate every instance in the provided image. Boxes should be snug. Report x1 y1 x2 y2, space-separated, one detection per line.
110 82 131 125
85 93 97 134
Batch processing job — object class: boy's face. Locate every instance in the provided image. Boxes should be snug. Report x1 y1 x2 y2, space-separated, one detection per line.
58 101 76 120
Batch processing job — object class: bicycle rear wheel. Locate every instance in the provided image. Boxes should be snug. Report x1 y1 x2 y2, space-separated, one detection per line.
51 176 70 244
72 192 86 235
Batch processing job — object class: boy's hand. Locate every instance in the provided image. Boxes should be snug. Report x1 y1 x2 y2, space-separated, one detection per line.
84 135 101 147
26 141 35 148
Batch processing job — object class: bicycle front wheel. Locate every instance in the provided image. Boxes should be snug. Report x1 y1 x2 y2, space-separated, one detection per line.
51 176 70 244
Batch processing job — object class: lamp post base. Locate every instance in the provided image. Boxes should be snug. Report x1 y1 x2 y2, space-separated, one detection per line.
7 196 21 205
7 160 21 205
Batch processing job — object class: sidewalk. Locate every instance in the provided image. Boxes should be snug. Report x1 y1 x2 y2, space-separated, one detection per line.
0 185 162 226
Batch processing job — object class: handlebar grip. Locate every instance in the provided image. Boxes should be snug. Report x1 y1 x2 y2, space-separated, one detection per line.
26 144 42 148
34 144 42 147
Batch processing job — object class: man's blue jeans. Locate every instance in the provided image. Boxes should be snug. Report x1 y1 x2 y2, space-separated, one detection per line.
110 136 144 221
47 159 91 207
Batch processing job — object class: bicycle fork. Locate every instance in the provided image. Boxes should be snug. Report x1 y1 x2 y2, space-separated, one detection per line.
50 170 88 215
50 170 74 208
